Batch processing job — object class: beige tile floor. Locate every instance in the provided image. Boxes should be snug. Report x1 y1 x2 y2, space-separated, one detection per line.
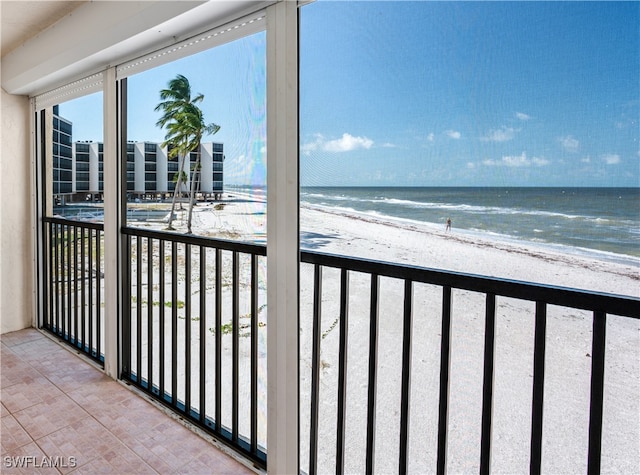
1 328 258 474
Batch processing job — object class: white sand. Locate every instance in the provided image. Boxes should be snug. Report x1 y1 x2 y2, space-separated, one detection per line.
132 196 639 474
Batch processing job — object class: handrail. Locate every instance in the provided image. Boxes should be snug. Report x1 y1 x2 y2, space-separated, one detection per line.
43 215 105 231
301 250 640 319
122 226 266 256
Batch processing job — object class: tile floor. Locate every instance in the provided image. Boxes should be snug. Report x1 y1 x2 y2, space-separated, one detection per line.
1 328 258 474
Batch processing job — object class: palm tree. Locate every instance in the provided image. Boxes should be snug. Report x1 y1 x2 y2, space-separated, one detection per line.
182 106 220 233
172 170 188 210
154 75 219 231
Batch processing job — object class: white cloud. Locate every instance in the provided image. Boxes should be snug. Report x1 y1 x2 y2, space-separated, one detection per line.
446 130 461 139
581 157 591 163
482 152 549 168
301 133 374 155
602 154 621 165
381 142 396 148
502 153 530 167
516 112 531 121
532 157 550 166
481 126 517 142
426 133 435 142
559 135 580 153
324 133 373 152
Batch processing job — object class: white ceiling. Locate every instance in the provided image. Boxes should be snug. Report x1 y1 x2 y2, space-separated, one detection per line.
1 1 272 96
1 1 88 58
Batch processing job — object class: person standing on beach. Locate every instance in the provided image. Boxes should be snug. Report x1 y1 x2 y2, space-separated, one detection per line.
446 217 452 232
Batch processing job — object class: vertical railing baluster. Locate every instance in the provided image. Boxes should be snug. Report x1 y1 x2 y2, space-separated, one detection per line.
136 235 142 384
44 222 51 331
399 279 414 475
147 237 154 391
251 254 259 453
59 223 64 335
365 273 380 475
159 240 165 398
96 228 101 358
66 224 72 341
215 248 222 434
437 286 453 475
122 234 131 376
530 301 547 475
232 251 239 442
171 241 178 406
336 268 349 475
587 311 607 475
480 293 496 475
61 222 67 338
80 227 86 351
52 223 59 333
185 244 192 414
309 264 323 475
199 246 206 424
88 228 94 355
73 225 78 346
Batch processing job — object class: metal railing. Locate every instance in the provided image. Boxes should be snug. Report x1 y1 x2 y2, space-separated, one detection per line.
41 217 104 364
40 219 639 473
121 226 267 468
299 250 640 475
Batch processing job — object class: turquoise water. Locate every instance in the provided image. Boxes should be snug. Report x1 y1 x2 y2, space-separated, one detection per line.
300 187 640 263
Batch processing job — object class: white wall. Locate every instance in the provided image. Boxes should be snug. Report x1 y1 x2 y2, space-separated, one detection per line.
0 89 34 333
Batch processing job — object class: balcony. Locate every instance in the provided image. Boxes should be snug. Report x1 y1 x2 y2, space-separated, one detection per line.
32 216 640 474
2 2 639 474
0 328 257 474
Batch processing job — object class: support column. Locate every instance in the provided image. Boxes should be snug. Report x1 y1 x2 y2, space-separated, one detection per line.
266 1 299 474
103 67 120 378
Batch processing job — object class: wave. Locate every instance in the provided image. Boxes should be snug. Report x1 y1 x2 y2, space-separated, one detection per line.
302 194 618 222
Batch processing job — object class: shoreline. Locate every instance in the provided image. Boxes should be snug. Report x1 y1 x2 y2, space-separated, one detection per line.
301 201 640 268
115 190 640 269
122 195 639 296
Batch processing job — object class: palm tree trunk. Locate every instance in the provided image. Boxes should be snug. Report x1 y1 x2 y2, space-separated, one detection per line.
186 149 201 234
166 154 186 230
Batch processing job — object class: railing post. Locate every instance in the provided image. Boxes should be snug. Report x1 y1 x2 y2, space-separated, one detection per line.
266 1 299 473
437 286 452 475
530 301 547 475
365 274 380 475
336 269 350 474
587 311 607 475
399 279 414 475
480 293 496 475
309 264 322 475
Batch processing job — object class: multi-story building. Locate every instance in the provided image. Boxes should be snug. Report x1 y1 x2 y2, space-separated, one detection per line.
53 134 223 202
52 105 73 198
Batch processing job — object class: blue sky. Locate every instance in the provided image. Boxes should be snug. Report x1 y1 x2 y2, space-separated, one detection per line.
61 1 638 187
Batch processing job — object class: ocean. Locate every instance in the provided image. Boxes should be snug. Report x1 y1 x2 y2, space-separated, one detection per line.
300 187 640 265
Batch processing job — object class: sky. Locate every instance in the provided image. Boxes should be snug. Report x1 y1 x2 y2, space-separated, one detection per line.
60 1 639 187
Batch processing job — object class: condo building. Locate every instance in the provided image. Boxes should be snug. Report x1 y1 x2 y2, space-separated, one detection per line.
53 107 224 202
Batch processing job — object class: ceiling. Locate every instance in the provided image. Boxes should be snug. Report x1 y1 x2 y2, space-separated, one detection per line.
1 1 272 96
1 1 88 58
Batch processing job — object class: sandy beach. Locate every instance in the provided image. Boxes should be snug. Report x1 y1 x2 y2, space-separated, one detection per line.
129 195 639 474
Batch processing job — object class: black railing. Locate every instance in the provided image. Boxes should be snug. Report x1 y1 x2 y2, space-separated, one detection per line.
41 217 104 364
121 227 267 468
299 250 640 475
39 219 639 473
